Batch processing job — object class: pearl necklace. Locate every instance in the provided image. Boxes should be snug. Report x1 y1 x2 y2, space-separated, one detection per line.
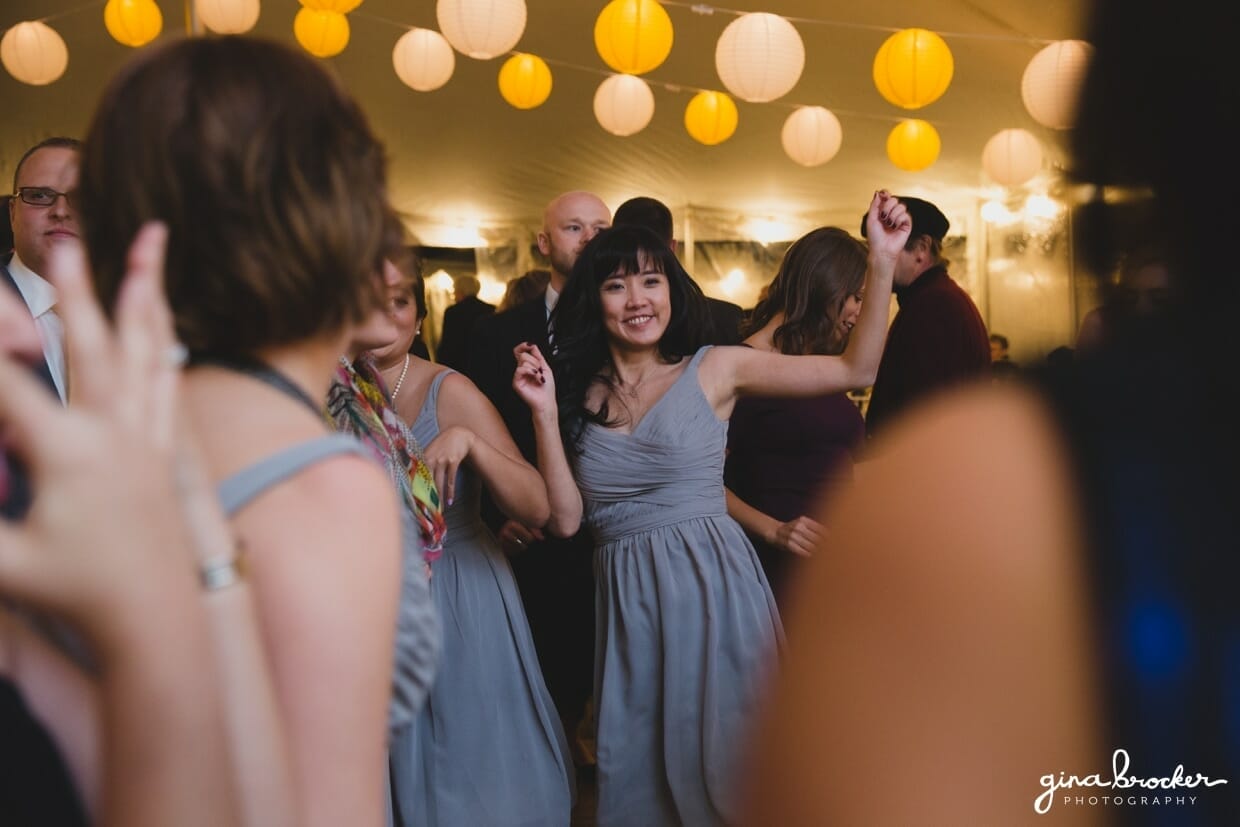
389 354 410 400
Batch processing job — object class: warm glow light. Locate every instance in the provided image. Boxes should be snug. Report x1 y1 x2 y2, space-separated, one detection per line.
196 0 260 34
980 199 1018 224
981 128 1042 188
886 118 940 171
1 21 69 86
392 27 455 92
104 0 163 48
594 0 673 75
1024 194 1060 219
720 268 746 297
593 73 655 137
294 7 349 57
872 28 953 109
742 219 794 244
498 52 552 109
1022 40 1093 130
437 0 527 60
477 273 506 304
781 106 842 167
430 269 456 292
300 0 363 11
714 12 804 103
684 90 738 146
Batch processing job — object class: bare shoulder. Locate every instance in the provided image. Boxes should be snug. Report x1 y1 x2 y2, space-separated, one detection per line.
234 450 400 582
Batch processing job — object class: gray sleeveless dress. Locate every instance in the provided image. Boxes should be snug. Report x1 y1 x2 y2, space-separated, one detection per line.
217 433 442 826
389 369 574 827
574 346 784 827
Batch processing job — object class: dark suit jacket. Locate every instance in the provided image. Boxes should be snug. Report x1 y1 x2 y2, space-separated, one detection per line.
462 293 596 717
0 269 88 824
706 296 745 345
463 294 548 469
436 294 495 371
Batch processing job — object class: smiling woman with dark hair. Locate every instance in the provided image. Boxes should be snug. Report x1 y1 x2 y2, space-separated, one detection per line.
513 196 909 827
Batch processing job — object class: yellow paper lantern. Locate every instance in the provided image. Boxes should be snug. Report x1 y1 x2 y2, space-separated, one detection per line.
684 90 738 146
300 0 363 11
294 8 349 58
982 128 1043 187
392 28 455 92
873 28 953 110
594 0 673 76
196 0 260 34
436 0 527 60
886 118 940 171
1 21 69 86
498 53 552 110
715 12 804 103
104 0 163 48
781 106 842 167
594 73 654 137
1021 40 1093 130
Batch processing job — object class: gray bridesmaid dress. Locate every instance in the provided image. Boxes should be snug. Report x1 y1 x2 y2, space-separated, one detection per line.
389 369 574 827
574 346 784 827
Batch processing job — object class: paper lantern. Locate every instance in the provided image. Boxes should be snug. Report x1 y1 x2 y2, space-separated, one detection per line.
714 12 804 103
196 0 260 34
873 28 953 109
982 128 1043 187
294 8 349 58
1021 40 1093 130
392 28 455 92
498 53 551 109
104 0 163 48
684 91 738 146
1 21 69 86
436 0 527 60
781 106 842 167
594 0 673 76
886 118 940 171
300 0 363 11
594 74 654 137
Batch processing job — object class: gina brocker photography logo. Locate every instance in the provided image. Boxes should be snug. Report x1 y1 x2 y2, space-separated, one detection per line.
1035 749 1229 815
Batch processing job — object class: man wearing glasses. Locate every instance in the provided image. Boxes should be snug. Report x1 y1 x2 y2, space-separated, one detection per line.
3 136 82 404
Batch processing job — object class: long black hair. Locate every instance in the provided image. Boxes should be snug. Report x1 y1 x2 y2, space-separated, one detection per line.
550 224 710 454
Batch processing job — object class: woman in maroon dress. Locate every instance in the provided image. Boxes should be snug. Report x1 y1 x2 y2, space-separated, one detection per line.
723 227 870 611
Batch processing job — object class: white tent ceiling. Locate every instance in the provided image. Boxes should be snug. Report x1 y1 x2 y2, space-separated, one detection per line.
2 0 1088 247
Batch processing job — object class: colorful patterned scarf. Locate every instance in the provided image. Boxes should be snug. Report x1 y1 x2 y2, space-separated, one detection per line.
327 355 446 563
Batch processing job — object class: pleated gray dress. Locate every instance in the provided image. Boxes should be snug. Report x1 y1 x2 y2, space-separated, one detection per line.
574 346 784 827
389 369 574 827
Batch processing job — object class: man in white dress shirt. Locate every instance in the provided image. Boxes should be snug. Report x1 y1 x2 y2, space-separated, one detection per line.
3 137 82 403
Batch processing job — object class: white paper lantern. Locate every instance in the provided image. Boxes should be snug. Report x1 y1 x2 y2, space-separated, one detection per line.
982 128 1043 187
196 0 260 33
1021 40 1094 130
392 28 455 91
781 106 842 167
714 12 804 103
593 73 655 137
436 0 526 60
1 21 69 86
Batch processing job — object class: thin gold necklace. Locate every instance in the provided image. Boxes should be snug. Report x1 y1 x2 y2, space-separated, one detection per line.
389 354 410 399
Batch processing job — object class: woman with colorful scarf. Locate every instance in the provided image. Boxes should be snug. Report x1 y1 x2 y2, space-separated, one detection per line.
327 259 446 825
366 255 573 827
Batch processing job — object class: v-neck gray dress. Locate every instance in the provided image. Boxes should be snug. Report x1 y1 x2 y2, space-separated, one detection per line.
574 346 784 827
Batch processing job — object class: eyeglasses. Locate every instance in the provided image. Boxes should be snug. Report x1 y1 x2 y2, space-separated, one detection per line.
13 186 77 209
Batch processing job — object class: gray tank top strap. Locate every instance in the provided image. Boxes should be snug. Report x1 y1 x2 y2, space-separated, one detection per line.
424 368 451 416
218 433 368 515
